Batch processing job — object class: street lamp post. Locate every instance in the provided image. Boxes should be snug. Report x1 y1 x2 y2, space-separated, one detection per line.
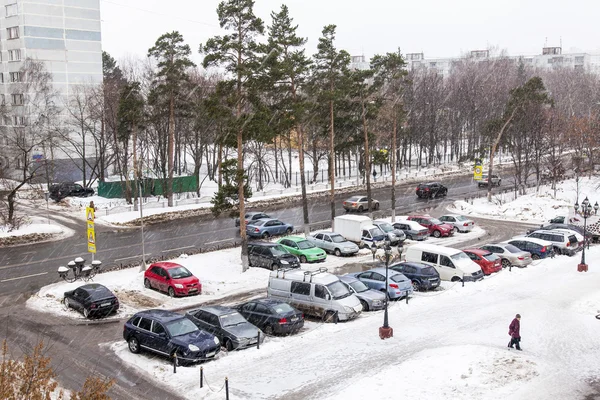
574 197 598 272
379 244 393 339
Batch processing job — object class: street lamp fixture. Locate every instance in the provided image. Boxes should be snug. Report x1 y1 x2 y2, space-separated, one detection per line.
379 244 394 340
574 197 597 272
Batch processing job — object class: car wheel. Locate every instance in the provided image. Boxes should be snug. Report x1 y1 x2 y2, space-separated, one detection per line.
451 276 462 282
224 339 234 352
452 227 459 234
411 281 420 292
83 308 90 319
433 230 441 238
64 298 71 309
497 180 501 186
358 206 364 212
262 232 270 239
531 254 540 260
334 248 342 257
168 287 176 298
553 246 562 255
501 259 511 269
264 325 274 336
360 300 369 312
374 203 380 210
299 255 307 263
443 190 448 196
286 228 293 235
270 263 277 271
380 289 391 301
144 278 151 289
324 311 337 323
128 337 140 354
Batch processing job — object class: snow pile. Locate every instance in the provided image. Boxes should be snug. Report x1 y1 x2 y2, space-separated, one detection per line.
0 222 63 238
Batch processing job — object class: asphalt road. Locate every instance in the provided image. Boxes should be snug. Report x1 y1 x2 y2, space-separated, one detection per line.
0 174 521 296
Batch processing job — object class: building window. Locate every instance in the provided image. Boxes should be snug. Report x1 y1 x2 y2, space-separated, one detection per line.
12 93 23 105
9 72 21 82
0 73 3 83
12 116 25 126
8 49 21 62
575 56 584 64
7 27 19 40
5 3 17 17
0 95 5 105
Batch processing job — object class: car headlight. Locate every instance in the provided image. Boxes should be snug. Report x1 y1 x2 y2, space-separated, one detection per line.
280 260 289 265
213 337 220 345
373 300 382 306
344 306 354 313
174 284 184 289
188 344 200 352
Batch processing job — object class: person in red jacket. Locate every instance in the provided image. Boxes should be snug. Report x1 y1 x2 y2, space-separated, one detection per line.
508 314 522 350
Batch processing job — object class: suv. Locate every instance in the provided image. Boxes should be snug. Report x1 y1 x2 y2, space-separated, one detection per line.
123 309 221 365
526 229 581 256
408 215 454 238
415 182 447 199
389 262 440 292
248 242 300 270
505 237 554 260
478 174 501 187
49 182 94 201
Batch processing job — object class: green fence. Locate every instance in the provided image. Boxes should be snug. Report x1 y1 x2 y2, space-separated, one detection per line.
98 176 198 199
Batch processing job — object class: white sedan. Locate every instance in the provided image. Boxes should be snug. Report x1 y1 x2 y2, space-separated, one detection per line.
439 214 475 233
306 232 360 257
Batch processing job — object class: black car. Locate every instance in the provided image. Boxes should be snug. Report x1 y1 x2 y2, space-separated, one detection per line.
64 283 119 318
123 309 220 365
49 182 94 201
389 262 441 291
236 298 304 335
185 305 264 351
548 216 566 224
235 211 271 227
415 182 447 199
248 242 300 270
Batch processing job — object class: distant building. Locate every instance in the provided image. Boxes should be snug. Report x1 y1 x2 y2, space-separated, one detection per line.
349 55 369 71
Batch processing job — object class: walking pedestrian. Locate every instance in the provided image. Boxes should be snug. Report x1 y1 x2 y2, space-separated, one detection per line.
373 169 377 182
507 314 522 350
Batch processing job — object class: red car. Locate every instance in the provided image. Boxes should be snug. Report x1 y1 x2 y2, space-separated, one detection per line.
407 215 454 238
463 249 502 275
144 262 201 297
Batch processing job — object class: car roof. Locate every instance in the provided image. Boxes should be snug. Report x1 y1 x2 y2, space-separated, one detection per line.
269 268 338 285
346 195 364 200
199 305 237 316
339 275 359 283
463 248 490 255
283 236 308 243
419 182 440 185
508 236 553 246
545 228 579 235
391 261 432 270
246 211 266 216
78 283 109 291
149 262 184 269
246 298 289 307
366 267 403 276
373 220 392 225
249 241 281 247
134 309 185 322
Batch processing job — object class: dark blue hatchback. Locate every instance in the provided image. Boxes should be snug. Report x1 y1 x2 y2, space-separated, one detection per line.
389 261 441 291
123 309 220 365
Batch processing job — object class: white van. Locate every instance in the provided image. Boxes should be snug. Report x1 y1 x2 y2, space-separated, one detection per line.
404 243 484 282
267 268 362 321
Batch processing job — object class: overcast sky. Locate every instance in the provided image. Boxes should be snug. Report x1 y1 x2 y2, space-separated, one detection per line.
100 0 600 65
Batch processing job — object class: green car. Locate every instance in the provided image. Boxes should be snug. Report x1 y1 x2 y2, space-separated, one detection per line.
277 236 327 263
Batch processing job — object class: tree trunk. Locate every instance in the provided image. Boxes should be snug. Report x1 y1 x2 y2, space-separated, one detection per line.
362 99 373 219
167 94 175 207
391 111 397 221
488 108 517 202
329 96 336 229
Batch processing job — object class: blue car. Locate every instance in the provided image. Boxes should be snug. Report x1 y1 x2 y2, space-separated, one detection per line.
347 267 413 300
247 218 294 239
123 309 221 365
389 262 441 292
505 237 554 260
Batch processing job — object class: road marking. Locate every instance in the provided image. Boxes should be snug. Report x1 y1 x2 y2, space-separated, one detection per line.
114 255 142 262
1 272 48 283
205 239 232 245
161 246 194 253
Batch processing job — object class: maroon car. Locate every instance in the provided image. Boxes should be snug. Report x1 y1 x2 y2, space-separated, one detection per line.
407 215 454 238
144 262 201 297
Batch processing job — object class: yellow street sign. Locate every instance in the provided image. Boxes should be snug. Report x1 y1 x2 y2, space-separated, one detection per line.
474 166 483 181
88 243 96 253
87 221 94 230
87 229 95 244
86 207 95 222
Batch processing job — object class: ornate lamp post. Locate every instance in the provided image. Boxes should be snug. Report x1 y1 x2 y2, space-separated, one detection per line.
574 197 598 272
379 244 394 339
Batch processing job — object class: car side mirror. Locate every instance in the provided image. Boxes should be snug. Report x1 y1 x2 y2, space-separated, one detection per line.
325 294 331 300
165 276 170 280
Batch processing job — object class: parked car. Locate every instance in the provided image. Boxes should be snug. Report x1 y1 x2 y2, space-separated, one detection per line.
49 182 94 201
504 237 554 260
438 214 475 233
236 298 304 335
463 248 502 275
392 219 429 241
477 174 501 187
548 216 566 224
372 220 406 245
123 309 220 364
415 182 447 199
144 262 201 297
235 211 271 227
389 262 441 291
185 306 264 351
347 267 413 300
408 215 454 238
306 232 360 256
342 195 380 212
338 275 386 311
529 223 590 241
277 236 327 263
526 229 581 256
404 243 484 282
63 283 119 319
334 215 388 248
248 242 300 270
246 218 294 239
479 243 533 268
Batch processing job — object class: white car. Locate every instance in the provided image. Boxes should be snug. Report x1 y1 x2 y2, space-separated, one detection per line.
306 232 360 256
439 214 475 233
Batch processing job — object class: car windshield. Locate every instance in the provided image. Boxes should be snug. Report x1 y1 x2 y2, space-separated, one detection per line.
166 318 198 337
330 234 346 243
297 240 314 250
251 220 267 227
327 281 351 300
219 312 247 327
391 274 407 283
483 253 500 262
272 303 295 314
505 244 523 253
370 227 385 237
430 218 443 225
378 223 393 232
89 287 112 299
169 266 192 279
347 196 361 202
450 252 470 261
349 280 369 293
271 245 289 256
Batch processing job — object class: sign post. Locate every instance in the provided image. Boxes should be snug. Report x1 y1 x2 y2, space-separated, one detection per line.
86 202 96 259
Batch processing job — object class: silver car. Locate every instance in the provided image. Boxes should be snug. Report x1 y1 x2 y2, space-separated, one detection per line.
306 232 360 256
373 220 406 245
392 220 429 241
342 195 380 212
439 214 475 233
339 275 385 311
479 243 532 268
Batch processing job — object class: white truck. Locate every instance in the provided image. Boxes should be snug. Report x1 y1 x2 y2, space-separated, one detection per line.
334 215 386 248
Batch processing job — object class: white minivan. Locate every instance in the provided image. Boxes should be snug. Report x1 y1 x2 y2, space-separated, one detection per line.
267 268 362 321
404 243 484 282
